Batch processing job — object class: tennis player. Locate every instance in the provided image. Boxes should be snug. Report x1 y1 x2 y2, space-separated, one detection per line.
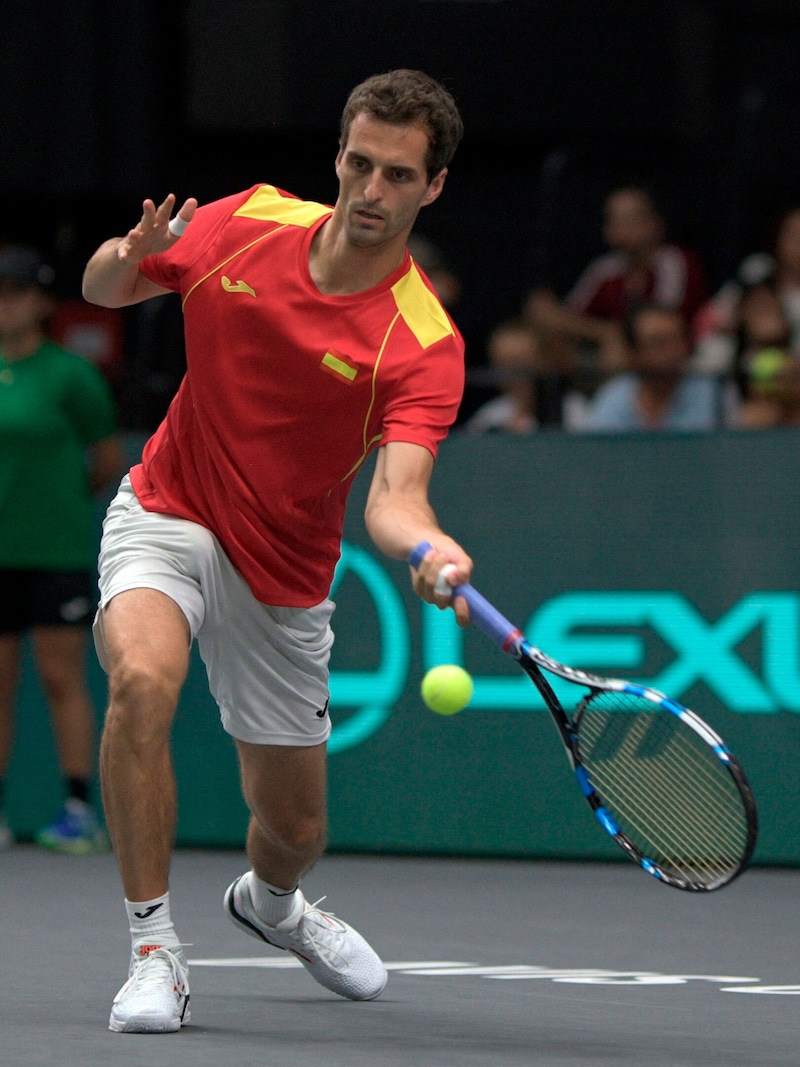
82 69 473 1034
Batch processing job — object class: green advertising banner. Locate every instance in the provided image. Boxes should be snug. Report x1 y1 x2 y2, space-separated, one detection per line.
8 429 800 866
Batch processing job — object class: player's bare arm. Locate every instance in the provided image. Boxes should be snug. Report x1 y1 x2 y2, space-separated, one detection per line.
82 193 198 308
365 441 472 625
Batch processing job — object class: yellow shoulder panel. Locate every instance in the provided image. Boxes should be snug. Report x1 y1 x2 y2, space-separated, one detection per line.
391 262 455 349
233 185 332 228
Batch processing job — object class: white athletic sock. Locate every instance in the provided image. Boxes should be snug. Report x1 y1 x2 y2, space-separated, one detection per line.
249 873 301 927
125 892 179 948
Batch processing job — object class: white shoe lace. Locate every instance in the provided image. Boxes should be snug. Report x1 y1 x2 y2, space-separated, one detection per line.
120 947 190 1002
292 897 351 972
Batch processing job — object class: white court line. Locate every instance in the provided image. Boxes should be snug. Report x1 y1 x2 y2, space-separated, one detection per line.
724 985 800 995
189 958 472 970
190 956 773 990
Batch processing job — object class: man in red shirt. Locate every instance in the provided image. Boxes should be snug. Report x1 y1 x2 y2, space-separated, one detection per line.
526 185 708 374
83 69 472 1034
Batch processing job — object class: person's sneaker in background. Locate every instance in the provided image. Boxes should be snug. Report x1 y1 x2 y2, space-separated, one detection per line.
35 798 109 854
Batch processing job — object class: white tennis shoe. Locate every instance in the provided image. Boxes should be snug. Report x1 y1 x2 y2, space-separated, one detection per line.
109 942 190 1034
224 872 387 1001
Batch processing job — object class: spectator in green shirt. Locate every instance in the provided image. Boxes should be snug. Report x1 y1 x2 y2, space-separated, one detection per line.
0 244 124 852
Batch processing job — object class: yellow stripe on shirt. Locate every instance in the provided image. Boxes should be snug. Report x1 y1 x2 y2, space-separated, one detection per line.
392 261 455 348
234 185 332 228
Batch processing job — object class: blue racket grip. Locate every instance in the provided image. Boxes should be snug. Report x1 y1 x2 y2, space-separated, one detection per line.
407 541 520 651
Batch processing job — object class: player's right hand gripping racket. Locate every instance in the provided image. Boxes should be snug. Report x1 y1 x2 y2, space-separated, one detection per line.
409 542 758 892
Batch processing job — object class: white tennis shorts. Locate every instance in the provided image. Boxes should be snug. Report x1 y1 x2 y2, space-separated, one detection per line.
94 476 334 746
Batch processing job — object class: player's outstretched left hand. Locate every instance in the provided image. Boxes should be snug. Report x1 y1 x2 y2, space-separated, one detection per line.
117 194 198 264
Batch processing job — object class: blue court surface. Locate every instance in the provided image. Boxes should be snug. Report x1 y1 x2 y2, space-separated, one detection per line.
2 848 798 1066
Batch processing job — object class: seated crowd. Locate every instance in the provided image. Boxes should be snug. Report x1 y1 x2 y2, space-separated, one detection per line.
446 187 800 433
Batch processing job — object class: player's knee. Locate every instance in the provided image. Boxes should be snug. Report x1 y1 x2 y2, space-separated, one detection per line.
289 816 326 857
262 812 326 860
106 660 180 737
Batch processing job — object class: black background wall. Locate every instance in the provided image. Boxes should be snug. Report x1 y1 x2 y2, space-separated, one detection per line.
4 0 800 419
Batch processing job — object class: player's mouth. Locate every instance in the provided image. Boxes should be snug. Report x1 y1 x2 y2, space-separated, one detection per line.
354 207 384 224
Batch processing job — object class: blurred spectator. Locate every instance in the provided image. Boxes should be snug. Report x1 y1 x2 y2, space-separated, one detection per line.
407 232 462 310
463 318 586 432
732 281 793 392
48 298 126 398
525 185 709 375
0 244 124 851
736 346 800 429
123 294 187 432
738 285 800 426
580 304 739 432
694 204 800 375
407 230 490 425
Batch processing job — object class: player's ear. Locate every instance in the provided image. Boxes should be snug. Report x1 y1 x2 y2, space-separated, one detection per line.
421 168 447 208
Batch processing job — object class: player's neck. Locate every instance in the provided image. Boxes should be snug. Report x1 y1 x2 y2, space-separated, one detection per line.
309 218 406 295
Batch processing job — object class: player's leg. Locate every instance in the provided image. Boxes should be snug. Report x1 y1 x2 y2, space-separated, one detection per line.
98 587 190 899
213 581 387 1001
99 587 192 1034
225 737 387 1000
94 479 212 1032
237 738 329 889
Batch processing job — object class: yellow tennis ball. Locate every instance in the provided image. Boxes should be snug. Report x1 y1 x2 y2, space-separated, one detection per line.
749 347 791 395
421 664 474 715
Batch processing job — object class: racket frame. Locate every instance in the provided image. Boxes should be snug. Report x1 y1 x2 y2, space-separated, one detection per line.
409 542 758 891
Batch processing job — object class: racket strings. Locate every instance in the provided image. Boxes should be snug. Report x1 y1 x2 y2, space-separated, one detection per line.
587 748 742 887
591 715 744 846
592 743 746 882
577 692 750 888
585 718 746 876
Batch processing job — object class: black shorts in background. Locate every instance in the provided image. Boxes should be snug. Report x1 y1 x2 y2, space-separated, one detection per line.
0 569 96 633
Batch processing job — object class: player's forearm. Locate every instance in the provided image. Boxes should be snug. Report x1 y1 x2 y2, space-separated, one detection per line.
82 239 146 308
364 493 442 561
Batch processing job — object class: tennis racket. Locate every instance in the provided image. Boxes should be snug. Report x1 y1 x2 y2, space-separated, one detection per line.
409 542 758 892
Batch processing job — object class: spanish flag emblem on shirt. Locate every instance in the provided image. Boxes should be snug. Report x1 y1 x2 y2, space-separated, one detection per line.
320 349 358 383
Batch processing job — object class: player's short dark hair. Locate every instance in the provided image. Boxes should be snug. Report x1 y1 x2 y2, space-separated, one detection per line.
340 69 464 182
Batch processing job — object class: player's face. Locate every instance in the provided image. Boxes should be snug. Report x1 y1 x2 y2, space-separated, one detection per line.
335 112 446 249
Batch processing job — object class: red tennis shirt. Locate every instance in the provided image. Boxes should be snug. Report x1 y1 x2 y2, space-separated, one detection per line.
133 184 464 606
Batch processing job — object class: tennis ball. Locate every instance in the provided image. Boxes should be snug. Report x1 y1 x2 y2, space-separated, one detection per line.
421 664 474 715
749 347 790 394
